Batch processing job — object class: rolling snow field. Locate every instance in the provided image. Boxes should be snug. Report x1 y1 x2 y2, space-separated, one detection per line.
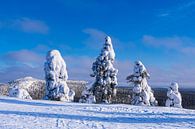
0 96 195 129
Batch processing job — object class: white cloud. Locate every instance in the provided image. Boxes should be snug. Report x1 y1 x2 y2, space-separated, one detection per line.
143 35 195 56
83 28 107 49
12 18 49 34
2 50 44 68
148 65 195 87
83 28 136 53
157 1 195 18
0 18 49 34
0 49 195 87
143 35 182 49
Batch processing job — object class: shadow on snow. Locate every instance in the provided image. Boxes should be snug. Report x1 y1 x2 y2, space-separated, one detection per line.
79 109 195 117
0 110 194 124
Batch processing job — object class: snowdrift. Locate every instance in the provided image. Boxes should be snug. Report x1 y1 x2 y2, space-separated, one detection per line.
0 96 195 129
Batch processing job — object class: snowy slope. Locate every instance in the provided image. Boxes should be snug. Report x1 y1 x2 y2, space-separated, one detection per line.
0 96 195 129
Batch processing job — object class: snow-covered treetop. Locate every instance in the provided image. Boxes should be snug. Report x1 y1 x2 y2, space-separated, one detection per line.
45 49 68 81
100 36 115 61
127 60 150 83
133 60 150 78
170 82 179 92
46 50 60 60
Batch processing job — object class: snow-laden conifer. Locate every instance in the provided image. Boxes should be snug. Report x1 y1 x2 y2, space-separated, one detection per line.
126 61 157 106
79 36 118 103
44 50 75 101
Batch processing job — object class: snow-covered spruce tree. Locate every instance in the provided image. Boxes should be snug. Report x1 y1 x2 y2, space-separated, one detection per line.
44 50 75 101
79 36 118 104
126 61 158 106
165 82 182 108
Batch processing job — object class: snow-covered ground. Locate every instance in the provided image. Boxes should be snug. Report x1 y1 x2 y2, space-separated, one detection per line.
0 96 195 129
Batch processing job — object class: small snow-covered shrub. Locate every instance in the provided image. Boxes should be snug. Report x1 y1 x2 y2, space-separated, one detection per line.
166 82 182 108
9 86 32 100
126 61 158 106
44 50 75 101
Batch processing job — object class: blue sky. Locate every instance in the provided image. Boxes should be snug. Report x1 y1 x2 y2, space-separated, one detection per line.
0 0 195 87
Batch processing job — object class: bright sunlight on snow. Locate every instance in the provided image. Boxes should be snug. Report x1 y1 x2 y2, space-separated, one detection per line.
0 96 195 129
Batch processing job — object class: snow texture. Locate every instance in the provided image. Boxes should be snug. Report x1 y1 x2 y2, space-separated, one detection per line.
44 50 75 101
166 82 182 108
0 96 195 129
126 61 158 106
9 86 32 100
80 36 118 104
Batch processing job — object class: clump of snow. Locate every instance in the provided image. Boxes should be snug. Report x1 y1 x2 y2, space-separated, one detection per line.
9 86 32 100
126 61 158 106
80 36 118 104
166 82 182 108
44 50 75 101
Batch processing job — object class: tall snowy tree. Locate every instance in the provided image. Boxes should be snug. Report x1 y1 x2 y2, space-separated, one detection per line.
165 82 182 108
44 50 75 101
79 36 118 104
126 61 158 106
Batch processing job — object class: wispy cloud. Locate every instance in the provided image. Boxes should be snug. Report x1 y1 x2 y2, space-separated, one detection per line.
12 18 49 34
83 28 107 49
1 50 44 68
0 49 44 82
0 64 43 83
157 1 195 18
0 48 194 87
0 18 49 34
181 47 195 55
142 35 195 55
143 35 182 49
148 64 195 87
83 28 135 52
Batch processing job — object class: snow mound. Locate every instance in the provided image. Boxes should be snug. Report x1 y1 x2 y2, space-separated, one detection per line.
0 96 195 129
166 82 182 108
8 76 45 99
9 86 32 100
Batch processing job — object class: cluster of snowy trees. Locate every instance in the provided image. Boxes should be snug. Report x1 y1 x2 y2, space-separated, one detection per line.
78 36 182 108
8 36 182 108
